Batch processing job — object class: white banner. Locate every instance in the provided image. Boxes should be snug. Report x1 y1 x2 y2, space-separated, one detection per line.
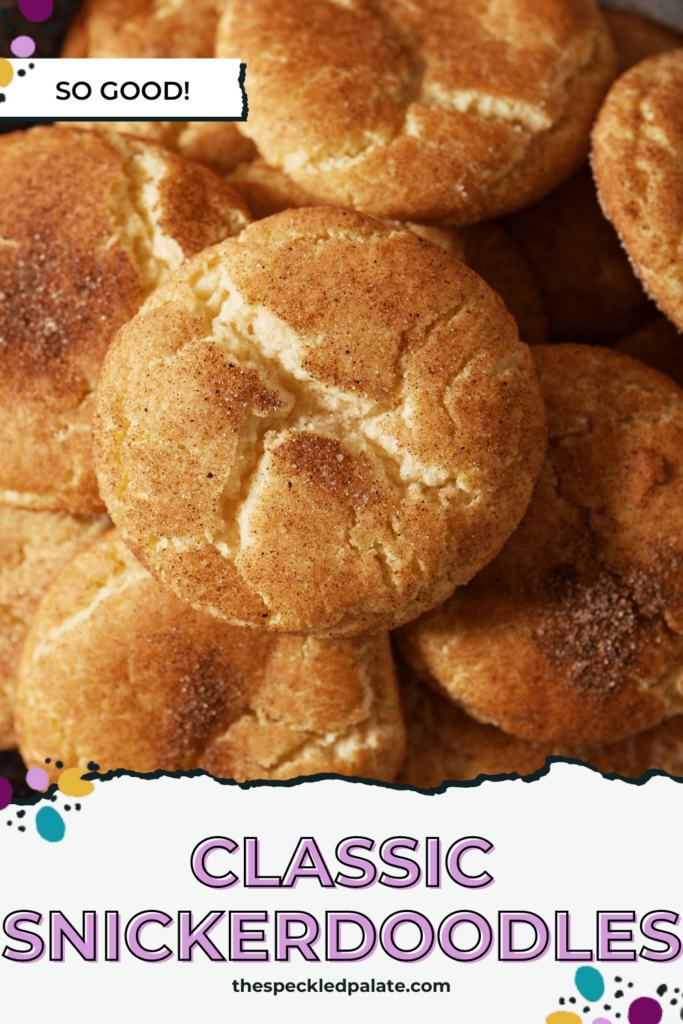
1 763 682 1023
0 59 246 120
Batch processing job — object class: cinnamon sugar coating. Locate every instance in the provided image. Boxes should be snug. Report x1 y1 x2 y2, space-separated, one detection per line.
217 0 617 223
592 51 683 333
0 508 110 749
93 208 547 638
16 531 405 782
396 344 683 747
397 668 683 788
62 0 224 58
0 126 250 513
226 161 548 344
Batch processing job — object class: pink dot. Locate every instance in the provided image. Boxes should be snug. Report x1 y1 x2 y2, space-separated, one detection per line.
593 1019 612 1024
26 766 49 791
11 36 36 58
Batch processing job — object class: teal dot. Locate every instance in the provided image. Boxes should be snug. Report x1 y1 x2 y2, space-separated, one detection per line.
36 806 65 843
575 965 605 1002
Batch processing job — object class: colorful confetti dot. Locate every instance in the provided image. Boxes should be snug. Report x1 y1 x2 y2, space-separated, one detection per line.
576 967 606 1003
628 998 662 1024
35 805 65 843
26 766 48 791
0 777 11 810
11 36 36 57
547 1014 582 1024
0 57 13 87
19 0 52 20
593 1019 612 1024
57 767 94 798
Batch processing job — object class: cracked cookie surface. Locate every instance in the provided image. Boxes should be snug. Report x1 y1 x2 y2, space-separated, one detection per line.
0 126 250 514
93 207 547 637
396 344 683 747
217 0 617 223
15 530 406 782
592 50 683 333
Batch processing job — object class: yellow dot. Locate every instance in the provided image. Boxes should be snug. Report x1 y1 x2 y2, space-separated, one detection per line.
546 1014 583 1024
0 59 13 89
58 767 95 798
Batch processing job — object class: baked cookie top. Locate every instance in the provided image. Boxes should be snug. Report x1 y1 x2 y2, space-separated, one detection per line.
0 508 110 750
397 668 683 788
218 0 617 222
0 125 250 513
16 531 405 782
592 50 683 333
93 207 547 638
396 344 683 747
226 160 548 345
62 0 224 58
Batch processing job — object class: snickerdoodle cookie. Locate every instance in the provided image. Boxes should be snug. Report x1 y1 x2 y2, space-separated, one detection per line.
397 670 683 788
217 0 617 223
16 531 406 782
62 0 223 58
227 161 548 344
0 508 109 749
592 50 683 333
0 125 250 513
396 344 683 748
505 165 654 344
93 207 547 638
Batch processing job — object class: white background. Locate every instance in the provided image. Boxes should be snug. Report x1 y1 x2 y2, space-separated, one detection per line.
2 763 683 1023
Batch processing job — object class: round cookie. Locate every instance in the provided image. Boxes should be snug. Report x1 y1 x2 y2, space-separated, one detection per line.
396 344 683 748
0 508 110 750
63 0 224 58
505 164 655 344
16 531 406 783
0 125 250 514
93 207 547 638
592 50 683 333
397 670 683 788
602 8 683 73
65 122 258 177
226 162 548 344
615 316 683 389
217 0 617 223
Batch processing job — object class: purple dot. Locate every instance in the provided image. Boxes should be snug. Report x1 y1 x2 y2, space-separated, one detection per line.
11 36 36 57
0 777 11 811
628 998 663 1024
26 767 48 791
18 0 52 21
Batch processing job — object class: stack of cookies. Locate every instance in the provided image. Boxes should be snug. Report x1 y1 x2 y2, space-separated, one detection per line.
5 0 683 787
